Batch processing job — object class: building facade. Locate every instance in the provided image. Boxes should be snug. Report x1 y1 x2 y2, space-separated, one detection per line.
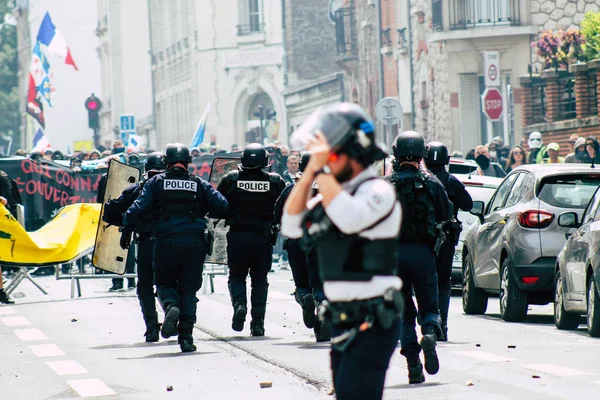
148 0 286 150
96 0 154 149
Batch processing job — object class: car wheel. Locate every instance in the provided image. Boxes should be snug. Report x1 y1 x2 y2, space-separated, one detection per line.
462 253 488 315
554 269 580 330
587 277 600 337
499 258 528 322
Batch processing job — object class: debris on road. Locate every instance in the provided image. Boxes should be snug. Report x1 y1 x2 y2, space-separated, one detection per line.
71 318 78 322
260 382 272 388
166 385 173 391
475 344 481 347
508 345 516 349
328 388 335 395
532 375 541 379
466 380 474 386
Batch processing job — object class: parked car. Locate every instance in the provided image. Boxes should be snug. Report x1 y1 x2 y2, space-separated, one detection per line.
554 186 600 337
451 174 502 284
462 165 600 322
449 158 478 175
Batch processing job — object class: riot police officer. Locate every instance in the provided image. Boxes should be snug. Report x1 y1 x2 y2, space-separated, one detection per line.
102 152 167 342
216 143 286 336
424 142 473 341
123 144 228 352
282 103 403 400
387 131 451 384
274 152 330 342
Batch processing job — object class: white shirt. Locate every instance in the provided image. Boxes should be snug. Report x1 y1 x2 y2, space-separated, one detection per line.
281 166 402 301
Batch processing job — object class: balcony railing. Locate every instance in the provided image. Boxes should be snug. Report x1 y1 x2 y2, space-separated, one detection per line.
237 23 265 36
449 0 520 31
558 75 576 120
335 6 357 57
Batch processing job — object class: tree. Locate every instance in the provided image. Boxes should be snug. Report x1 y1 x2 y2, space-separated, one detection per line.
582 11 600 62
0 0 19 152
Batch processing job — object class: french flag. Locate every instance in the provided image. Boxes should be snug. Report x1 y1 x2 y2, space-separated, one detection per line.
36 12 78 71
32 127 51 153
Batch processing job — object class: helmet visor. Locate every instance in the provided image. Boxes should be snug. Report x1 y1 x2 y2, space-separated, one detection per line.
291 108 353 151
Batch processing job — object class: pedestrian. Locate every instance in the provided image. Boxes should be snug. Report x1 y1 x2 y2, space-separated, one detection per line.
505 145 527 173
564 137 586 163
527 131 546 164
585 136 600 165
216 143 286 336
274 151 330 342
542 142 564 164
492 136 510 159
282 154 300 185
567 134 579 155
282 103 402 400
474 145 506 177
488 139 507 166
387 130 451 384
424 142 473 342
123 143 228 352
102 152 167 342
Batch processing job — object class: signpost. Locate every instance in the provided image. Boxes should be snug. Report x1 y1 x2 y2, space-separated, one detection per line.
481 87 503 122
375 97 403 146
484 50 500 87
119 115 135 146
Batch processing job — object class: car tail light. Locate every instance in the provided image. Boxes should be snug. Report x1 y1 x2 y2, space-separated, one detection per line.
517 210 555 229
521 277 539 284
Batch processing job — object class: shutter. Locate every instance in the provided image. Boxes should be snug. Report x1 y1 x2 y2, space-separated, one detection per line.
459 73 481 153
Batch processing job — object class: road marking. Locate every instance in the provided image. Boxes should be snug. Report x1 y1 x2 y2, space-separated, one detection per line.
67 379 116 397
28 344 66 358
452 350 517 362
2 316 31 327
46 360 89 376
0 306 17 315
14 328 47 341
519 364 593 377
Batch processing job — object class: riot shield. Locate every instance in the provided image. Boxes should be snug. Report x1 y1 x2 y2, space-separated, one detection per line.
205 156 240 265
92 160 141 274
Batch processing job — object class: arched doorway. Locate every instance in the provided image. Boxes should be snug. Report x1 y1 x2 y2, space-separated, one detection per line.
245 92 279 145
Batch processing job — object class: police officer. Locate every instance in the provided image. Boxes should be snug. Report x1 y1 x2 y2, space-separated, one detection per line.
102 152 167 342
424 142 473 341
216 143 286 336
123 143 228 352
386 131 451 384
274 152 330 342
282 103 402 400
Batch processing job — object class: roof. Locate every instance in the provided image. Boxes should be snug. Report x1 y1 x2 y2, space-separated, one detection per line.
510 163 600 177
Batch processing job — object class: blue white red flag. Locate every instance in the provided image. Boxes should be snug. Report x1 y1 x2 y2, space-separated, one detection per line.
36 12 78 71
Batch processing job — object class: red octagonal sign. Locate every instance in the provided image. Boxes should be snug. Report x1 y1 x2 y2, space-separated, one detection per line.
481 88 502 121
482 87 503 121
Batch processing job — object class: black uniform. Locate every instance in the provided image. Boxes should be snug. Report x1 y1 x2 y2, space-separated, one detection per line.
217 165 286 336
124 149 228 352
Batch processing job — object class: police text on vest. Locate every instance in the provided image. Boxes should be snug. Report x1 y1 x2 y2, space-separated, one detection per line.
237 181 270 192
164 179 198 192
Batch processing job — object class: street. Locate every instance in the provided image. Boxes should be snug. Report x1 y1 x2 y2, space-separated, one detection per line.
2 268 600 400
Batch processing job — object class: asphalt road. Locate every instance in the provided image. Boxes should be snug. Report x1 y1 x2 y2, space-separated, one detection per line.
2 266 600 400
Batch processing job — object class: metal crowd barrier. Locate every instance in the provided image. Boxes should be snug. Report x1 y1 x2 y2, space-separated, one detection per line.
202 263 228 294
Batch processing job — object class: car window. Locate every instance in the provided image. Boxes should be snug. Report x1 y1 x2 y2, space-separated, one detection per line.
537 174 600 209
487 173 519 214
504 173 534 208
586 187 600 222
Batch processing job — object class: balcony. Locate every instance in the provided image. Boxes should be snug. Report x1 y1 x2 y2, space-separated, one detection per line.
335 6 358 59
449 0 520 31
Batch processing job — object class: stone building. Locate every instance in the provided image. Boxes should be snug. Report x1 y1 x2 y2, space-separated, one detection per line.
410 0 595 153
148 0 286 150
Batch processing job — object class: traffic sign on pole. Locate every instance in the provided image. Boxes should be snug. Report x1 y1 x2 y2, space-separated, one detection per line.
481 88 503 121
119 115 136 146
375 97 403 146
484 51 500 87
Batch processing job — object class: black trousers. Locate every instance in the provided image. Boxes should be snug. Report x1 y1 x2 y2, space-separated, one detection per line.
153 237 206 336
436 241 455 331
226 230 272 320
287 240 325 302
136 235 157 327
331 319 401 400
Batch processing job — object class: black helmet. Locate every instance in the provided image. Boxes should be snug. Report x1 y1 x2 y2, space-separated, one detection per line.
241 143 269 169
144 151 167 172
392 131 425 160
164 143 191 164
299 151 311 173
424 141 450 167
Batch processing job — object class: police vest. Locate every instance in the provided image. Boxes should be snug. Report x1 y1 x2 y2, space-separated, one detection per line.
302 179 397 282
155 172 204 219
226 170 281 230
391 172 437 246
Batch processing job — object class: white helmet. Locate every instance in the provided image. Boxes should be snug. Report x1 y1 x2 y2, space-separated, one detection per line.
528 131 543 149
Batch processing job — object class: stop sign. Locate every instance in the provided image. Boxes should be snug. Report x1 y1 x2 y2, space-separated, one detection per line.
482 88 503 121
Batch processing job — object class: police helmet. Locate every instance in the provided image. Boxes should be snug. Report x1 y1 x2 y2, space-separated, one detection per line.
299 151 311 173
291 103 387 165
241 143 269 169
144 152 167 172
392 131 425 161
164 143 192 164
424 141 450 167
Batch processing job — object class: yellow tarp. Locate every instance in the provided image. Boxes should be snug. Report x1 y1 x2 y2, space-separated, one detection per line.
0 203 100 266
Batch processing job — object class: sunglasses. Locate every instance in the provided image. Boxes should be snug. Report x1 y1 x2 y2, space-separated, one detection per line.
513 151 524 155
587 143 595 147
569 141 576 145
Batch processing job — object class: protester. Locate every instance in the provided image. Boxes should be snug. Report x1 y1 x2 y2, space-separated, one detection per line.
488 139 507 166
567 134 579 155
505 146 527 173
282 154 300 185
543 143 564 164
43 149 53 161
585 136 600 164
564 137 586 163
474 145 506 177
492 136 510 159
526 131 546 164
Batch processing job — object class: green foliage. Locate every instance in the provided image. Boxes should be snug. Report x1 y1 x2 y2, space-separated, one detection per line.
0 0 19 142
581 11 600 61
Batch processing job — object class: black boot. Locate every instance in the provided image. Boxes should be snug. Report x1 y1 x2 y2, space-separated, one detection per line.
161 306 180 339
109 280 123 292
295 292 315 329
250 279 268 337
144 323 160 343
420 333 439 375
127 278 136 289
231 303 247 332
438 324 448 342
179 334 196 353
250 319 265 337
406 355 425 384
0 289 14 305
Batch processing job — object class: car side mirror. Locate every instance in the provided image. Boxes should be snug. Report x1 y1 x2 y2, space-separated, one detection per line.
558 212 579 228
470 201 485 222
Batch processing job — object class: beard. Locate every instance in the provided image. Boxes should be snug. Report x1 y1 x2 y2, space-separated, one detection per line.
334 162 354 183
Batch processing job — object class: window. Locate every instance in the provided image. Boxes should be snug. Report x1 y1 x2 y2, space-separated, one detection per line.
238 0 264 35
582 187 600 223
505 173 534 208
487 173 518 214
537 175 600 209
